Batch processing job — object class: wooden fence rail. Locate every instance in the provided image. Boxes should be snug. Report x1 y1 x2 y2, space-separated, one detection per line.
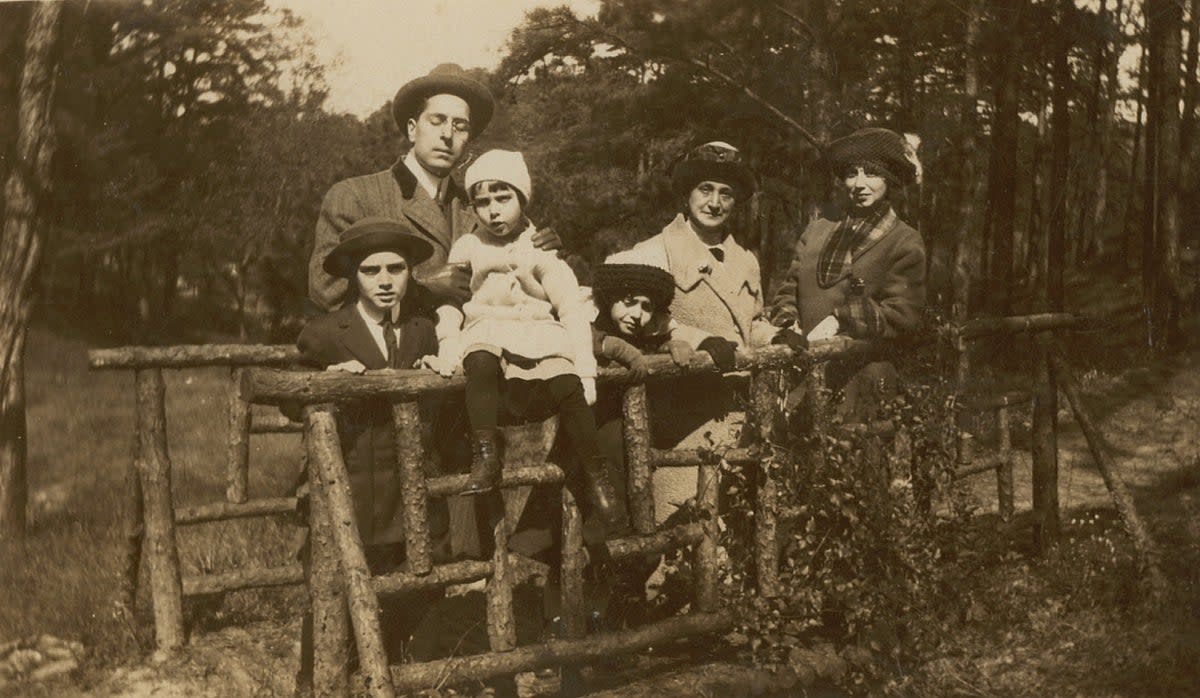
87 312 1089 695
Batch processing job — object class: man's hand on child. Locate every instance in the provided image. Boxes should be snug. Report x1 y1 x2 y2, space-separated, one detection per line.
531 227 562 252
327 359 366 374
666 339 695 366
582 377 597 405
422 262 472 304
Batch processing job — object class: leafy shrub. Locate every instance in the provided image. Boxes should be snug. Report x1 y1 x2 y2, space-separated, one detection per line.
722 349 975 690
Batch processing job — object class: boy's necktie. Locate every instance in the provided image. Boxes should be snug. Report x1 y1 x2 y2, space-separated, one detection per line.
380 316 399 368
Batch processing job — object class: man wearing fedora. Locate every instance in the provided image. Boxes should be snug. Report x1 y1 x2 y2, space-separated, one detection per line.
308 63 560 313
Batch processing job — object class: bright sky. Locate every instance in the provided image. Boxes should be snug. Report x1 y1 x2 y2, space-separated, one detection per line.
273 0 601 118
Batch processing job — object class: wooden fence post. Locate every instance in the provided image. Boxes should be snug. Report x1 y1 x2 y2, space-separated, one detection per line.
622 385 655 535
307 432 350 697
226 367 251 503
694 460 720 613
120 438 144 616
306 404 395 698
135 368 185 650
1030 335 1060 550
486 519 517 653
749 369 780 599
996 405 1015 521
392 401 431 576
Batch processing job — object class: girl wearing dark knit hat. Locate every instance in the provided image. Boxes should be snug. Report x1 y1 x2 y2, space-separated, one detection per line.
767 127 926 420
590 249 715 380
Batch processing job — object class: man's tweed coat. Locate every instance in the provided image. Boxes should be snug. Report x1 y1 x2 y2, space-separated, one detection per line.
308 159 481 312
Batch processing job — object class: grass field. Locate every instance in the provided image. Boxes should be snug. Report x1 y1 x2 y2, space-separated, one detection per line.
0 327 306 680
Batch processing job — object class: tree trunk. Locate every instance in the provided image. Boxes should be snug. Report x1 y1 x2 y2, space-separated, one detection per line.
1048 0 1072 310
0 2 65 540
986 0 1024 316
1147 0 1187 349
950 0 984 325
0 4 31 205
1180 0 1199 185
1026 89 1048 279
1122 46 1147 267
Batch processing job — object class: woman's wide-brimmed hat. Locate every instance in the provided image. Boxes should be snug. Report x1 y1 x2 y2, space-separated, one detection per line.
323 217 434 278
392 63 495 135
822 127 918 186
593 251 676 311
670 141 757 198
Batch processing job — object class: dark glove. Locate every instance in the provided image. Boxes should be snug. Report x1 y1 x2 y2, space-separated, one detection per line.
771 328 808 353
420 262 471 304
768 304 798 328
697 336 738 373
626 353 650 382
531 226 563 252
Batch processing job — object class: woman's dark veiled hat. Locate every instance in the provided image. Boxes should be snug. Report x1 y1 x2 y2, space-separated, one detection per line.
323 217 434 278
670 141 757 198
392 63 495 135
822 127 918 186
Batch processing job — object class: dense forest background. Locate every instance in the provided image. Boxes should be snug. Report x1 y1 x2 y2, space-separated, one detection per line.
1 0 1197 347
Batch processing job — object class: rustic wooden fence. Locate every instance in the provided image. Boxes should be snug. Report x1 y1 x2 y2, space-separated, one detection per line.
87 311 1085 696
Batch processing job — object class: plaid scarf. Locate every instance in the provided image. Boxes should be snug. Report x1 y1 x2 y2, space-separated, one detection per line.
816 205 897 289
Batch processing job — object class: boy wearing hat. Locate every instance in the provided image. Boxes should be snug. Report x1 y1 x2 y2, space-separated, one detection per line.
308 64 561 314
297 217 447 565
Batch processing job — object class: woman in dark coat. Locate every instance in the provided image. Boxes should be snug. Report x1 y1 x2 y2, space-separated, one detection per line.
768 127 926 420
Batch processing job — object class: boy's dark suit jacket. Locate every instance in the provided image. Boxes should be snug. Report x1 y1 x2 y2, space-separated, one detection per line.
297 303 443 548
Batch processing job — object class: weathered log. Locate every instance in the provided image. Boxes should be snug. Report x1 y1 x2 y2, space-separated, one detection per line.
1049 344 1167 598
958 312 1084 340
749 369 780 599
182 563 305 596
306 404 394 698
605 523 703 560
88 344 299 370
241 345 819 406
392 401 431 576
374 560 493 596
650 447 756 468
120 447 144 616
226 367 251 503
694 462 721 612
308 447 350 697
486 520 516 652
174 497 298 525
249 413 304 434
135 369 185 650
952 452 1008 479
427 464 564 498
622 385 655 535
1030 335 1060 551
388 612 733 693
560 489 586 639
996 406 1015 521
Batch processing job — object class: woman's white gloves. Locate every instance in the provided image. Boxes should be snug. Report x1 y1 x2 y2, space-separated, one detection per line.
806 315 841 342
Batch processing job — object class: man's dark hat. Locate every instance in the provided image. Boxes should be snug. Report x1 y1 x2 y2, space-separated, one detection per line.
323 217 434 278
593 263 676 311
822 127 918 186
392 63 495 135
671 141 757 198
